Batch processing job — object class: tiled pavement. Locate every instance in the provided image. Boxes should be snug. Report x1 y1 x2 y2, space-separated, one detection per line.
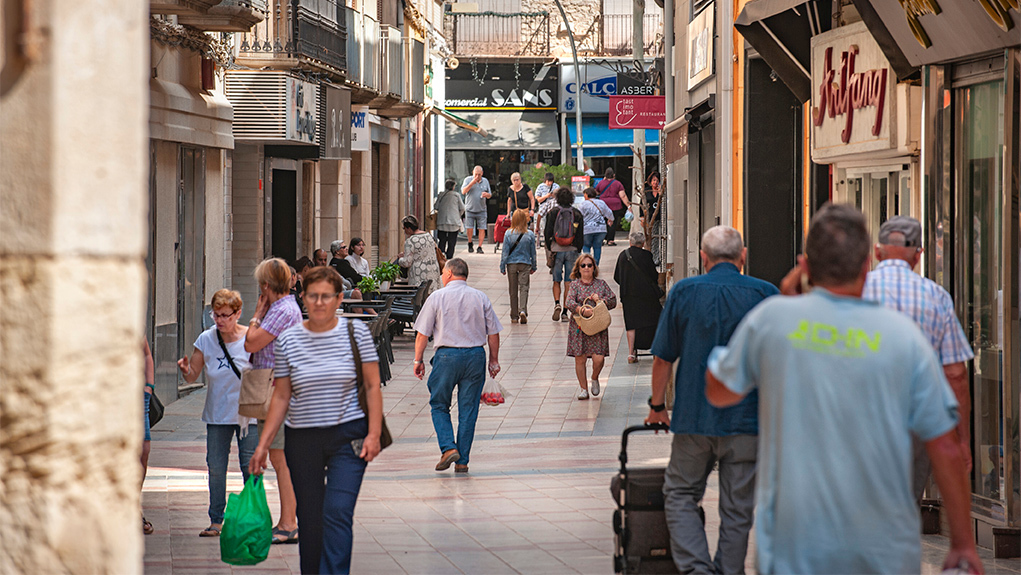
142 242 1017 574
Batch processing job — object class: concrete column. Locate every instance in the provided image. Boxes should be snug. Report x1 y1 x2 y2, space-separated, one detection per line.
0 1 148 573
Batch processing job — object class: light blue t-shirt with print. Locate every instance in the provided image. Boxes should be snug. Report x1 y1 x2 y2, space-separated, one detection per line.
707 289 959 575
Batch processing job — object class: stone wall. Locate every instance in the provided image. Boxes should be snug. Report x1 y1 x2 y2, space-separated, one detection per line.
522 0 601 54
0 0 149 572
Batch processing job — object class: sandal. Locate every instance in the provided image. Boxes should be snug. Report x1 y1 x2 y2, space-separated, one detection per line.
628 354 638 364
142 516 154 535
199 524 222 537
271 527 299 544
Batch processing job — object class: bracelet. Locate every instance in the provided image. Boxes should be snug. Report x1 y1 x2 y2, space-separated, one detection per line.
414 360 423 364
249 317 261 327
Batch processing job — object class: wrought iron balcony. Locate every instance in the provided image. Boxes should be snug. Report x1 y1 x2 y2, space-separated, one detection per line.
444 11 551 57
236 0 347 77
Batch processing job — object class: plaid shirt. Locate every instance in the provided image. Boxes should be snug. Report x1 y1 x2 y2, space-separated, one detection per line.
251 295 303 369
863 259 974 365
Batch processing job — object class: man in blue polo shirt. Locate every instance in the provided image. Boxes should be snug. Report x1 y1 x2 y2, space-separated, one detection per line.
646 225 778 574
705 204 980 574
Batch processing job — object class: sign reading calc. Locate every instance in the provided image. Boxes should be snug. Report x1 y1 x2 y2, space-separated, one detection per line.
608 96 666 130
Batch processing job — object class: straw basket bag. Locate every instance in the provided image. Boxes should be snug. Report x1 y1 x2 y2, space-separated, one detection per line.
573 296 611 336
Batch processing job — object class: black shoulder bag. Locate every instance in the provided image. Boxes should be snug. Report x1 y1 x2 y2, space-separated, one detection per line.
624 249 665 298
216 329 243 379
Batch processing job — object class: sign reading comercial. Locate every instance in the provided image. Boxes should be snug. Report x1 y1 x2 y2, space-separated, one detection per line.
608 96 666 130
810 22 897 162
444 62 558 111
687 4 715 90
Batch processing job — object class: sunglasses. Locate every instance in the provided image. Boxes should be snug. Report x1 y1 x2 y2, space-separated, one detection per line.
579 263 594 268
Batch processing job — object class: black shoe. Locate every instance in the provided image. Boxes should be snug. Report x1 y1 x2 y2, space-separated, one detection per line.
476 246 484 254
468 242 474 253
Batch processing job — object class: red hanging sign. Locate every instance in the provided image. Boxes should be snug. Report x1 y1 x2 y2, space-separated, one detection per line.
608 96 666 130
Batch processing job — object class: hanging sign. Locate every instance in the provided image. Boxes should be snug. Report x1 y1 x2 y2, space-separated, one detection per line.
687 4 715 90
286 77 318 144
351 105 370 152
321 84 351 160
608 96 666 130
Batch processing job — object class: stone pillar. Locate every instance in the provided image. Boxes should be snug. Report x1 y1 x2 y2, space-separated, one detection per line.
0 1 148 573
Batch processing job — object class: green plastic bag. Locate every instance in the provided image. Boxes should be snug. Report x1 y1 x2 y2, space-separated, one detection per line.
220 475 273 565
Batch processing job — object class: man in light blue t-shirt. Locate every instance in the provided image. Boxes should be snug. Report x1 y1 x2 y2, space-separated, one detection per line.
461 165 492 254
705 204 981 575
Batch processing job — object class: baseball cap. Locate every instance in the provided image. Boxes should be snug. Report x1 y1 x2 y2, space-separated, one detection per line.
878 216 922 247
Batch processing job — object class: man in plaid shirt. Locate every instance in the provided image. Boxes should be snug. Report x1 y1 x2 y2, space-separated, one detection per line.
862 216 974 502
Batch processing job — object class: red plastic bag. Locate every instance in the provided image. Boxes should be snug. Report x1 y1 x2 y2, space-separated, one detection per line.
480 378 507 406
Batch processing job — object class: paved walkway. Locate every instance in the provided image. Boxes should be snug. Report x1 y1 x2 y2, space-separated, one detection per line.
142 241 1013 574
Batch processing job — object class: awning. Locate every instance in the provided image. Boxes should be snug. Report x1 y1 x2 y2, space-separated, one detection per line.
734 0 831 102
567 118 660 158
430 107 488 137
444 112 559 150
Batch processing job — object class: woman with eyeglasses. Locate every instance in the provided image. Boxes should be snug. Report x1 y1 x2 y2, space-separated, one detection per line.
177 289 257 537
251 266 383 575
565 254 617 400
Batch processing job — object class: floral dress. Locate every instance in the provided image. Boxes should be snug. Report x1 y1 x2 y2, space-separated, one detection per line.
398 232 442 295
565 278 617 357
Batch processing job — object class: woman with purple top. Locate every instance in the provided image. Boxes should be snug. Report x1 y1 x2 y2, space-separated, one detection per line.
244 257 303 544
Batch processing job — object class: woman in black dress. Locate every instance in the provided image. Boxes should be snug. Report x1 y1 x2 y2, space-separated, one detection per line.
613 230 663 363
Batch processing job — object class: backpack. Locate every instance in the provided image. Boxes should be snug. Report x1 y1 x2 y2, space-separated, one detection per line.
553 206 577 246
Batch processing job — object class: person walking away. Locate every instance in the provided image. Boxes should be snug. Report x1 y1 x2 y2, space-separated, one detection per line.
644 172 663 266
595 168 630 245
250 266 384 575
142 339 155 535
565 253 617 399
500 209 537 324
706 204 981 574
397 215 443 296
613 231 663 363
644 226 777 573
346 238 371 276
244 258 303 545
505 172 535 219
435 179 465 259
461 165 492 254
578 187 614 264
413 258 502 473
861 216 975 504
177 289 258 537
544 187 585 322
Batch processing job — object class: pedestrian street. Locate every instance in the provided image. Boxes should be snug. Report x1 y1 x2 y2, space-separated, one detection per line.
141 243 1011 575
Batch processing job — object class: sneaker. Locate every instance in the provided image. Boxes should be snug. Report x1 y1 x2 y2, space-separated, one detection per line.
590 378 601 397
477 246 484 254
562 311 570 322
577 388 590 400
552 304 562 321
519 312 527 324
468 242 475 253
435 449 461 471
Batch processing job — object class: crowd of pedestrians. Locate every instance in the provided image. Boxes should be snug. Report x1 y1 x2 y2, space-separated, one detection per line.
140 160 983 575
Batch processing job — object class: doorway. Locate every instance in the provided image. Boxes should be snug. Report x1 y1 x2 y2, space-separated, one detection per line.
266 158 302 263
178 147 206 372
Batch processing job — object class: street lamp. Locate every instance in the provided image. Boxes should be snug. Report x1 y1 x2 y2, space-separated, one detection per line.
552 0 584 171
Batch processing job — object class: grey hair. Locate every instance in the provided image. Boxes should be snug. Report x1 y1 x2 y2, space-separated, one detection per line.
700 226 744 262
629 230 646 245
445 257 469 279
329 240 344 255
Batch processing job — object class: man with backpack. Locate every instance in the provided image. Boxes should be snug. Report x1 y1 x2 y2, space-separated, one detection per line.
543 187 585 322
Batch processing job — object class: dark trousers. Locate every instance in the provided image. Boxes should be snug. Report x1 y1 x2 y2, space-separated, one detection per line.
427 347 486 465
607 207 628 242
285 418 368 575
436 230 458 259
506 262 531 317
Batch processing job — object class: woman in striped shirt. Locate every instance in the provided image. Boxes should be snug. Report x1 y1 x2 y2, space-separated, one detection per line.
250 266 384 575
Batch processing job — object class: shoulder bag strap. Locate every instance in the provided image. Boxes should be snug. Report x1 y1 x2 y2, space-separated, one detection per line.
625 249 660 292
216 329 242 379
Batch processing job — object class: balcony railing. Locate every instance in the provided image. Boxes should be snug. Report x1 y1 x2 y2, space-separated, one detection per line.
406 37 425 104
445 11 550 57
236 0 347 76
378 25 403 97
598 13 661 56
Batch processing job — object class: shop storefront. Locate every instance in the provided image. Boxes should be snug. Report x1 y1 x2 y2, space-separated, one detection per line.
853 0 1020 554
443 61 560 222
810 22 921 247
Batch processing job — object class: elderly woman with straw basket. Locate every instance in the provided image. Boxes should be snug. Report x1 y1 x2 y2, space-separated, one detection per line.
565 253 617 400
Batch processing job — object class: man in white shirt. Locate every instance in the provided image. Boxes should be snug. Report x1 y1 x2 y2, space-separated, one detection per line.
413 258 502 473
345 237 371 276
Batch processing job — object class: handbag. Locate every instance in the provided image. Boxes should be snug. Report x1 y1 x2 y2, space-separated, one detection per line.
573 296 612 336
435 245 447 271
347 320 393 450
148 388 165 428
238 368 274 419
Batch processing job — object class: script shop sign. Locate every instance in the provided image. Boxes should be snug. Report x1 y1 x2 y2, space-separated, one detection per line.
608 96 665 130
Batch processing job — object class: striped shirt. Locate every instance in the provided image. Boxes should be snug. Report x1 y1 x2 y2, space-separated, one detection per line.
273 319 379 429
251 295 302 369
863 259 974 365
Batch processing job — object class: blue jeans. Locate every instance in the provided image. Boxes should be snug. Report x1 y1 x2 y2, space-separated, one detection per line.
285 418 368 575
582 232 607 264
206 423 259 524
427 347 486 465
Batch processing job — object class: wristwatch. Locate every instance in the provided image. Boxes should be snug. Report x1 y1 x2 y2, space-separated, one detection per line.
249 317 261 328
647 397 666 412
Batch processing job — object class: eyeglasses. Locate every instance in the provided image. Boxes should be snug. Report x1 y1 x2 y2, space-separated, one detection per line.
210 310 238 320
579 263 594 269
305 292 339 303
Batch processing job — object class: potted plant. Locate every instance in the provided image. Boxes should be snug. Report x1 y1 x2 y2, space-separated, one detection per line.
371 261 401 291
357 275 380 298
